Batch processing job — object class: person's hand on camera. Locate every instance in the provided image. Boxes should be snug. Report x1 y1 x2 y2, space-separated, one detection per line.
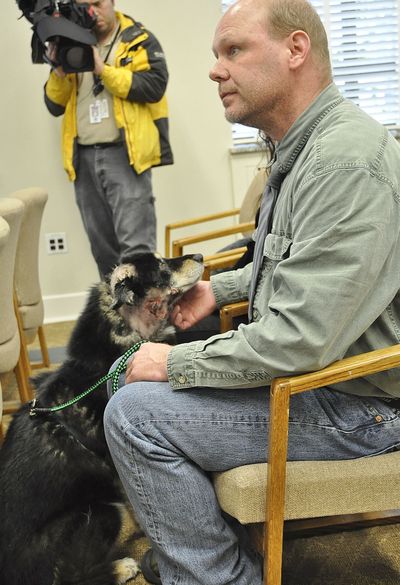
46 42 66 78
172 281 217 330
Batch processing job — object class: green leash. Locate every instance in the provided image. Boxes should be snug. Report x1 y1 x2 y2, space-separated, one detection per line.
29 340 147 417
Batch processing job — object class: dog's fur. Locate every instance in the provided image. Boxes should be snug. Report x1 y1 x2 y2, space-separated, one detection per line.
0 253 203 585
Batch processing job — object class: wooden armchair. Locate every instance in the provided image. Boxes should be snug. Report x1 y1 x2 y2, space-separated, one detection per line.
165 169 267 279
213 344 400 585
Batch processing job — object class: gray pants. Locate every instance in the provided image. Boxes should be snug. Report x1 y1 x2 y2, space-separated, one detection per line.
74 143 156 279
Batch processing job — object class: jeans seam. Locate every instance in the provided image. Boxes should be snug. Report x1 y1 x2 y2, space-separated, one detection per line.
121 422 163 546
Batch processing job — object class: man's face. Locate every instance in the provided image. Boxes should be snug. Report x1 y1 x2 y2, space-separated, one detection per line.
210 1 289 137
76 0 116 38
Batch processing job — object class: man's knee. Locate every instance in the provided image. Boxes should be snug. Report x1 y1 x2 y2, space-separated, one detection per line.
104 381 170 432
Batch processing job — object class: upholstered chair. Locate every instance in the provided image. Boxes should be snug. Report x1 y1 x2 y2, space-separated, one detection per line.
10 187 50 371
0 198 32 416
0 216 10 437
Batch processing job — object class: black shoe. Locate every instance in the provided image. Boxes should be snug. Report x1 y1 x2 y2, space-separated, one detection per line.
141 548 162 584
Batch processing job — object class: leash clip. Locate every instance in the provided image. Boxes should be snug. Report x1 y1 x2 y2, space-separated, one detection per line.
29 398 37 417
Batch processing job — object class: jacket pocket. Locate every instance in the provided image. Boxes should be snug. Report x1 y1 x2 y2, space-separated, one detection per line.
263 233 292 261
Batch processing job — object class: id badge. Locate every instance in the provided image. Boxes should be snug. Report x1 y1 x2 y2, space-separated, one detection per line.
89 100 102 124
89 99 109 123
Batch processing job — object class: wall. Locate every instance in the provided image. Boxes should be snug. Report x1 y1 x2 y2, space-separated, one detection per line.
1 1 247 321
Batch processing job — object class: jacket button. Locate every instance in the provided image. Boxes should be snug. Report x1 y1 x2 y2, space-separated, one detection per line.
177 374 187 384
375 415 383 423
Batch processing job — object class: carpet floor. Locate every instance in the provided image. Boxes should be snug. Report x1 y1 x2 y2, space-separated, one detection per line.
1 322 399 584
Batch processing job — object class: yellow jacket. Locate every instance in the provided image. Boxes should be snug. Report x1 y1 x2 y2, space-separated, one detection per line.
44 12 173 181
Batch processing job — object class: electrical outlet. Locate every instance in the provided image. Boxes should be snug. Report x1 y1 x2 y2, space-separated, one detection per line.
45 232 68 254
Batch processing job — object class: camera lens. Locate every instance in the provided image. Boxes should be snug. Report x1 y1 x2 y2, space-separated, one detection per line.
66 46 89 69
58 42 94 73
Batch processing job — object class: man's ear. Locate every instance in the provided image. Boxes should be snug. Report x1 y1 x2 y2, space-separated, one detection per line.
287 30 311 70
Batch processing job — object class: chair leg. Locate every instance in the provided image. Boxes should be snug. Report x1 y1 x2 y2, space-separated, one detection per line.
263 382 291 585
14 356 33 403
13 292 34 401
37 325 50 368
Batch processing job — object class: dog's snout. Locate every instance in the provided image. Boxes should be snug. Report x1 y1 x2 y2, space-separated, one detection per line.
192 254 203 263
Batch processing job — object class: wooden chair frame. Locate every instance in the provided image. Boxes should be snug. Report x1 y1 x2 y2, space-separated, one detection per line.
165 209 255 279
165 208 245 256
220 300 249 332
263 344 400 585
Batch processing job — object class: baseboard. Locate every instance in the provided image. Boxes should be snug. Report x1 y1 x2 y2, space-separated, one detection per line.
43 291 89 324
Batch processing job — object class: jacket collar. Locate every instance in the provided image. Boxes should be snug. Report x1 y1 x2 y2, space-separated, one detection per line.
275 83 344 175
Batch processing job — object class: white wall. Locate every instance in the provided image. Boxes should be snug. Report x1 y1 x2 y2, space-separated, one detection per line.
1 1 243 321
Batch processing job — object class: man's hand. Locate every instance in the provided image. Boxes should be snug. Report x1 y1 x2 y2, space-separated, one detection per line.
46 42 66 78
172 280 217 330
125 342 171 383
93 46 105 75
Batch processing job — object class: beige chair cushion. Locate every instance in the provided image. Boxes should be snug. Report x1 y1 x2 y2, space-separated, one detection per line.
18 302 44 338
0 198 23 353
0 215 21 373
213 450 400 524
11 187 48 309
0 330 21 373
0 379 3 424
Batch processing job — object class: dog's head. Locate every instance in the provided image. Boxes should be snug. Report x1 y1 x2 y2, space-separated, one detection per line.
109 253 204 342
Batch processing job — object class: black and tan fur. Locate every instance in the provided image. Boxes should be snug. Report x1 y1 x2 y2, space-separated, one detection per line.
0 253 203 585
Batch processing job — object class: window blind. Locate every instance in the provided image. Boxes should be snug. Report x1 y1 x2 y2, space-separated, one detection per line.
221 0 400 143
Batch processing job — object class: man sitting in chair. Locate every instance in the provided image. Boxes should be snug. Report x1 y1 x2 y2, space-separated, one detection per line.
104 1 400 583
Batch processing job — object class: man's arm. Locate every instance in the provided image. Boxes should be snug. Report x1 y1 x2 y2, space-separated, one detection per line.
99 27 169 103
165 167 400 391
44 71 74 116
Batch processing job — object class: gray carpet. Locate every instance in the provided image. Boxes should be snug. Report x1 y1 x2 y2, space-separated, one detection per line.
29 346 67 364
283 524 400 584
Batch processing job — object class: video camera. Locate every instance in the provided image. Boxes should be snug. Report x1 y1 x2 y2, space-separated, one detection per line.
16 0 97 73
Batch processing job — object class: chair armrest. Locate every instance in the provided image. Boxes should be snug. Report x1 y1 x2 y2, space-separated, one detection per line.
202 248 248 281
273 344 400 396
171 221 255 256
165 208 240 256
219 301 249 332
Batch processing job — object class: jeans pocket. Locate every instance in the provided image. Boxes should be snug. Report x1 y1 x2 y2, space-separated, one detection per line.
316 388 398 431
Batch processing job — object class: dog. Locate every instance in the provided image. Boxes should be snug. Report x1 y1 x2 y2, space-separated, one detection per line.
0 252 203 585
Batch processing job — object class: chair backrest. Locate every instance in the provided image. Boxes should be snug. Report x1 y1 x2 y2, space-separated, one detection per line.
10 187 48 310
0 198 24 373
0 217 10 423
239 169 268 235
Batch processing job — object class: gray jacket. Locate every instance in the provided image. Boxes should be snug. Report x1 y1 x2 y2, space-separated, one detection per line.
168 83 400 398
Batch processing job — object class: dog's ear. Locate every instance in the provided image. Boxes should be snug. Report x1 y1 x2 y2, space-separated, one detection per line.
111 280 136 310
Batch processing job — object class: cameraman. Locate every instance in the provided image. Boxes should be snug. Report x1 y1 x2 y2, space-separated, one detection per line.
44 0 173 279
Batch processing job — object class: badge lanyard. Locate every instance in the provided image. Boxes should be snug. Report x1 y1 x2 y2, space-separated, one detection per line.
92 24 121 97
90 24 121 124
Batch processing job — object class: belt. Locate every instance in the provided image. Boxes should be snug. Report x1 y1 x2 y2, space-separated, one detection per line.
78 142 122 149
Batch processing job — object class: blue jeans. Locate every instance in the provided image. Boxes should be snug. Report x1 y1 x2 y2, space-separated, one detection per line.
104 367 400 585
74 143 156 278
